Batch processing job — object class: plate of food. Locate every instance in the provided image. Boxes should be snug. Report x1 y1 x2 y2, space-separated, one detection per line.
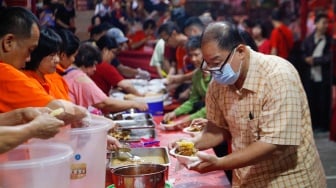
169 140 200 166
160 120 180 131
182 125 203 135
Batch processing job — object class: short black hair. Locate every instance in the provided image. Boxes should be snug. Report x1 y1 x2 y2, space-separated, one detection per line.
202 22 244 51
238 29 258 52
0 7 40 39
25 27 62 70
185 35 201 51
253 20 269 38
56 29 80 56
96 35 118 50
315 13 328 23
183 16 204 32
143 19 156 30
158 21 181 35
271 8 282 21
74 43 102 68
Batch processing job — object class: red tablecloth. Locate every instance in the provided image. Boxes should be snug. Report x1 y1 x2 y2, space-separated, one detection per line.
153 116 231 188
105 116 231 188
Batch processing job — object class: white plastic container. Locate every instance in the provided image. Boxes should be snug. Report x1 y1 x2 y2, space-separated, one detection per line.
69 117 111 188
0 143 73 188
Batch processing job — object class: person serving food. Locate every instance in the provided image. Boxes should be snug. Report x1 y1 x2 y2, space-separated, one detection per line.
169 22 326 187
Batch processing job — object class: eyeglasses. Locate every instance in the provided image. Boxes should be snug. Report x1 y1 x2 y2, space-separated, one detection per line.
200 47 236 75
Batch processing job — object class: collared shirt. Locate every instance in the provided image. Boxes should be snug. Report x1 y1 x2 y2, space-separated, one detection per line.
206 49 326 187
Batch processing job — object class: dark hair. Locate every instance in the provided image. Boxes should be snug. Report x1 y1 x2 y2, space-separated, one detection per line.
158 21 181 36
253 21 269 39
56 29 80 56
43 0 52 6
0 7 40 39
96 35 118 50
315 13 328 23
74 43 102 68
185 35 201 51
143 19 156 30
238 29 258 52
271 8 282 21
202 22 244 51
25 27 62 70
183 16 204 32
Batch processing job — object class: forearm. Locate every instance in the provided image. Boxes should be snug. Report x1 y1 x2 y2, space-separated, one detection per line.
118 64 138 78
94 98 136 113
0 124 32 154
218 141 283 170
0 109 23 125
130 39 146 50
118 80 142 96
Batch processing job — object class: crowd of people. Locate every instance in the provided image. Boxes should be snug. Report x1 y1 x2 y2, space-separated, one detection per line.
0 0 335 187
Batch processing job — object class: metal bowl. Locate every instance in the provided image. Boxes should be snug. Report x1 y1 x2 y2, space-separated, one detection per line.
111 164 167 188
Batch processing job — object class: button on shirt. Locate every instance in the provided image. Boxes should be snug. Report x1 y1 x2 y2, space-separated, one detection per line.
206 49 326 187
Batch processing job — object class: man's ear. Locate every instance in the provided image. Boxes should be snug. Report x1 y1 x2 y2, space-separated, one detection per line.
2 34 15 53
58 52 66 61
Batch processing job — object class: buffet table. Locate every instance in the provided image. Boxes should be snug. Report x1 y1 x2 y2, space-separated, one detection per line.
153 116 231 188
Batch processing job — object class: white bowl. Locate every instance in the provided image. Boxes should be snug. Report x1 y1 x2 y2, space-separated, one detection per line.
169 148 200 166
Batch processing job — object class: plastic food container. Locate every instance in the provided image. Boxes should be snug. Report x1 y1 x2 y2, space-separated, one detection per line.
0 143 73 188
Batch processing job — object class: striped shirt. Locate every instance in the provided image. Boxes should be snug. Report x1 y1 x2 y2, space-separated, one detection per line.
206 48 326 188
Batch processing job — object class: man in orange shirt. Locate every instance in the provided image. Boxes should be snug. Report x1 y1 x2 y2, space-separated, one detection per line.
0 7 86 124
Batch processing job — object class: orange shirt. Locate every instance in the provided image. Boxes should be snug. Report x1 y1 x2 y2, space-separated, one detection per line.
0 62 54 112
23 70 70 101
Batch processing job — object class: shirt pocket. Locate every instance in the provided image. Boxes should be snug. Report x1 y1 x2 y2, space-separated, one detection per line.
240 118 260 143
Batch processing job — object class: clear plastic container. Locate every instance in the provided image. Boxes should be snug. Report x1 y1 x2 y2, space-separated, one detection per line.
69 117 112 188
0 143 73 188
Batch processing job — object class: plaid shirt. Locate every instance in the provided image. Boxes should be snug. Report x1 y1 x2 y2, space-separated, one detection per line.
206 49 326 188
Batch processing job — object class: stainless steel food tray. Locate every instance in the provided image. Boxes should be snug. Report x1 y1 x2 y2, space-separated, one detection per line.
108 112 153 121
109 147 170 169
114 119 155 129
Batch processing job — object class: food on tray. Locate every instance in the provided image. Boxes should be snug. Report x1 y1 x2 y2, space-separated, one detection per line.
175 140 197 156
109 129 131 141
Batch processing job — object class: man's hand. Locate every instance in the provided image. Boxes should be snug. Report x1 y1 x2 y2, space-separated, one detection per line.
107 135 121 151
20 107 51 123
163 111 176 122
132 101 149 112
188 152 222 173
305 57 313 65
136 68 151 80
28 113 65 139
